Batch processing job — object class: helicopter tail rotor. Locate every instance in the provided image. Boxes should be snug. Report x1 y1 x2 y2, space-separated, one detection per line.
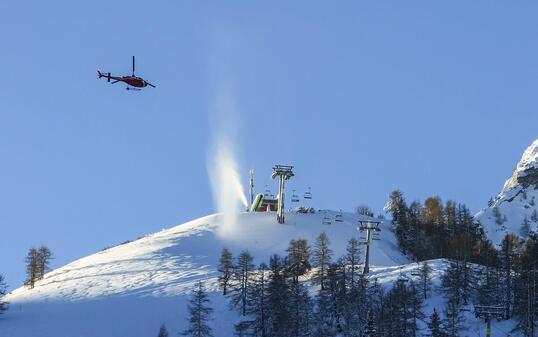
97 71 111 82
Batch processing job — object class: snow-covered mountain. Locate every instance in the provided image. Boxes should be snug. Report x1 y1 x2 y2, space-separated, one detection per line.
0 209 524 336
476 139 538 245
1 210 410 337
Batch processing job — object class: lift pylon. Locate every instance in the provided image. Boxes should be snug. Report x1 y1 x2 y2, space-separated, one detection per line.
358 219 382 274
271 165 294 224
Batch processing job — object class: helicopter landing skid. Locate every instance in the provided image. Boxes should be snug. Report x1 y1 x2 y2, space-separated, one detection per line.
126 87 141 91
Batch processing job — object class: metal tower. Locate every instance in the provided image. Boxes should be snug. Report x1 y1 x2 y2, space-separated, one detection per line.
271 165 294 224
358 219 382 274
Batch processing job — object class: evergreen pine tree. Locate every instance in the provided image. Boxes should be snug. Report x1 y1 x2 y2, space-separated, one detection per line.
181 281 214 337
245 263 269 337
0 274 8 315
366 278 384 337
386 190 408 226
345 238 361 290
476 264 500 306
218 248 233 295
342 272 368 337
326 262 347 334
407 201 423 259
230 250 254 316
386 190 409 255
312 232 332 290
441 259 473 307
157 323 169 337
443 299 464 337
313 285 336 337
266 254 291 337
287 277 313 337
427 308 444 337
419 261 432 300
408 282 425 337
285 239 311 284
363 311 377 337
499 234 520 318
512 236 538 337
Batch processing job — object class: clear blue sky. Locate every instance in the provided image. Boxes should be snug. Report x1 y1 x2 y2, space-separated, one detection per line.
1 1 538 289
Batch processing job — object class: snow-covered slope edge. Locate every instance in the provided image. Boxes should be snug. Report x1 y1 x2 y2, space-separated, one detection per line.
476 139 538 245
1 210 408 337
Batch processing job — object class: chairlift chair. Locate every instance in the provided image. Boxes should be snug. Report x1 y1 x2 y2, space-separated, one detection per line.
322 216 332 225
304 187 312 200
334 210 344 222
397 268 409 283
410 262 421 277
291 190 300 203
264 185 271 198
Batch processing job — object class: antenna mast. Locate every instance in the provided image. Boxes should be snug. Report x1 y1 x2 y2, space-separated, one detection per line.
249 169 255 209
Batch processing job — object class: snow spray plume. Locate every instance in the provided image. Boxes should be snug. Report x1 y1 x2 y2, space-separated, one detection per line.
207 88 248 237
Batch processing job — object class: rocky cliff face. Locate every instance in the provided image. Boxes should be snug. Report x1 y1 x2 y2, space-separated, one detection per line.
476 139 538 245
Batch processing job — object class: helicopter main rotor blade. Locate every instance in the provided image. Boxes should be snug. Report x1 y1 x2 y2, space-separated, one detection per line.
132 56 135 76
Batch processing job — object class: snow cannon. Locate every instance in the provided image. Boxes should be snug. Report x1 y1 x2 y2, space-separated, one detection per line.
250 193 264 212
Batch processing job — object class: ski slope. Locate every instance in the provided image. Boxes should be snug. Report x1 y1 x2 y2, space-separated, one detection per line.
1 210 406 337
0 210 519 336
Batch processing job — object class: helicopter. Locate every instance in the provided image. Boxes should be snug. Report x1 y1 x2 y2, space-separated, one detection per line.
98 56 155 91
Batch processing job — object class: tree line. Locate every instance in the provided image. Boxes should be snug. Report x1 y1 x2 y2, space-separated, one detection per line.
385 190 497 265
206 232 445 337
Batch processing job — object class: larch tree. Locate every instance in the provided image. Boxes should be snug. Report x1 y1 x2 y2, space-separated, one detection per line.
37 245 52 280
230 250 254 316
245 263 269 337
218 248 233 295
312 232 333 290
24 247 39 289
345 237 361 290
419 261 432 300
181 281 214 337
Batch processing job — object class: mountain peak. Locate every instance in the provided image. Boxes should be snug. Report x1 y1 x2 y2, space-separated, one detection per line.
476 138 538 245
503 138 538 191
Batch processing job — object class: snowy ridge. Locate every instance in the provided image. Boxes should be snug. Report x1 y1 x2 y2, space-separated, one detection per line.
1 210 410 337
502 139 538 191
476 139 538 245
0 209 521 336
